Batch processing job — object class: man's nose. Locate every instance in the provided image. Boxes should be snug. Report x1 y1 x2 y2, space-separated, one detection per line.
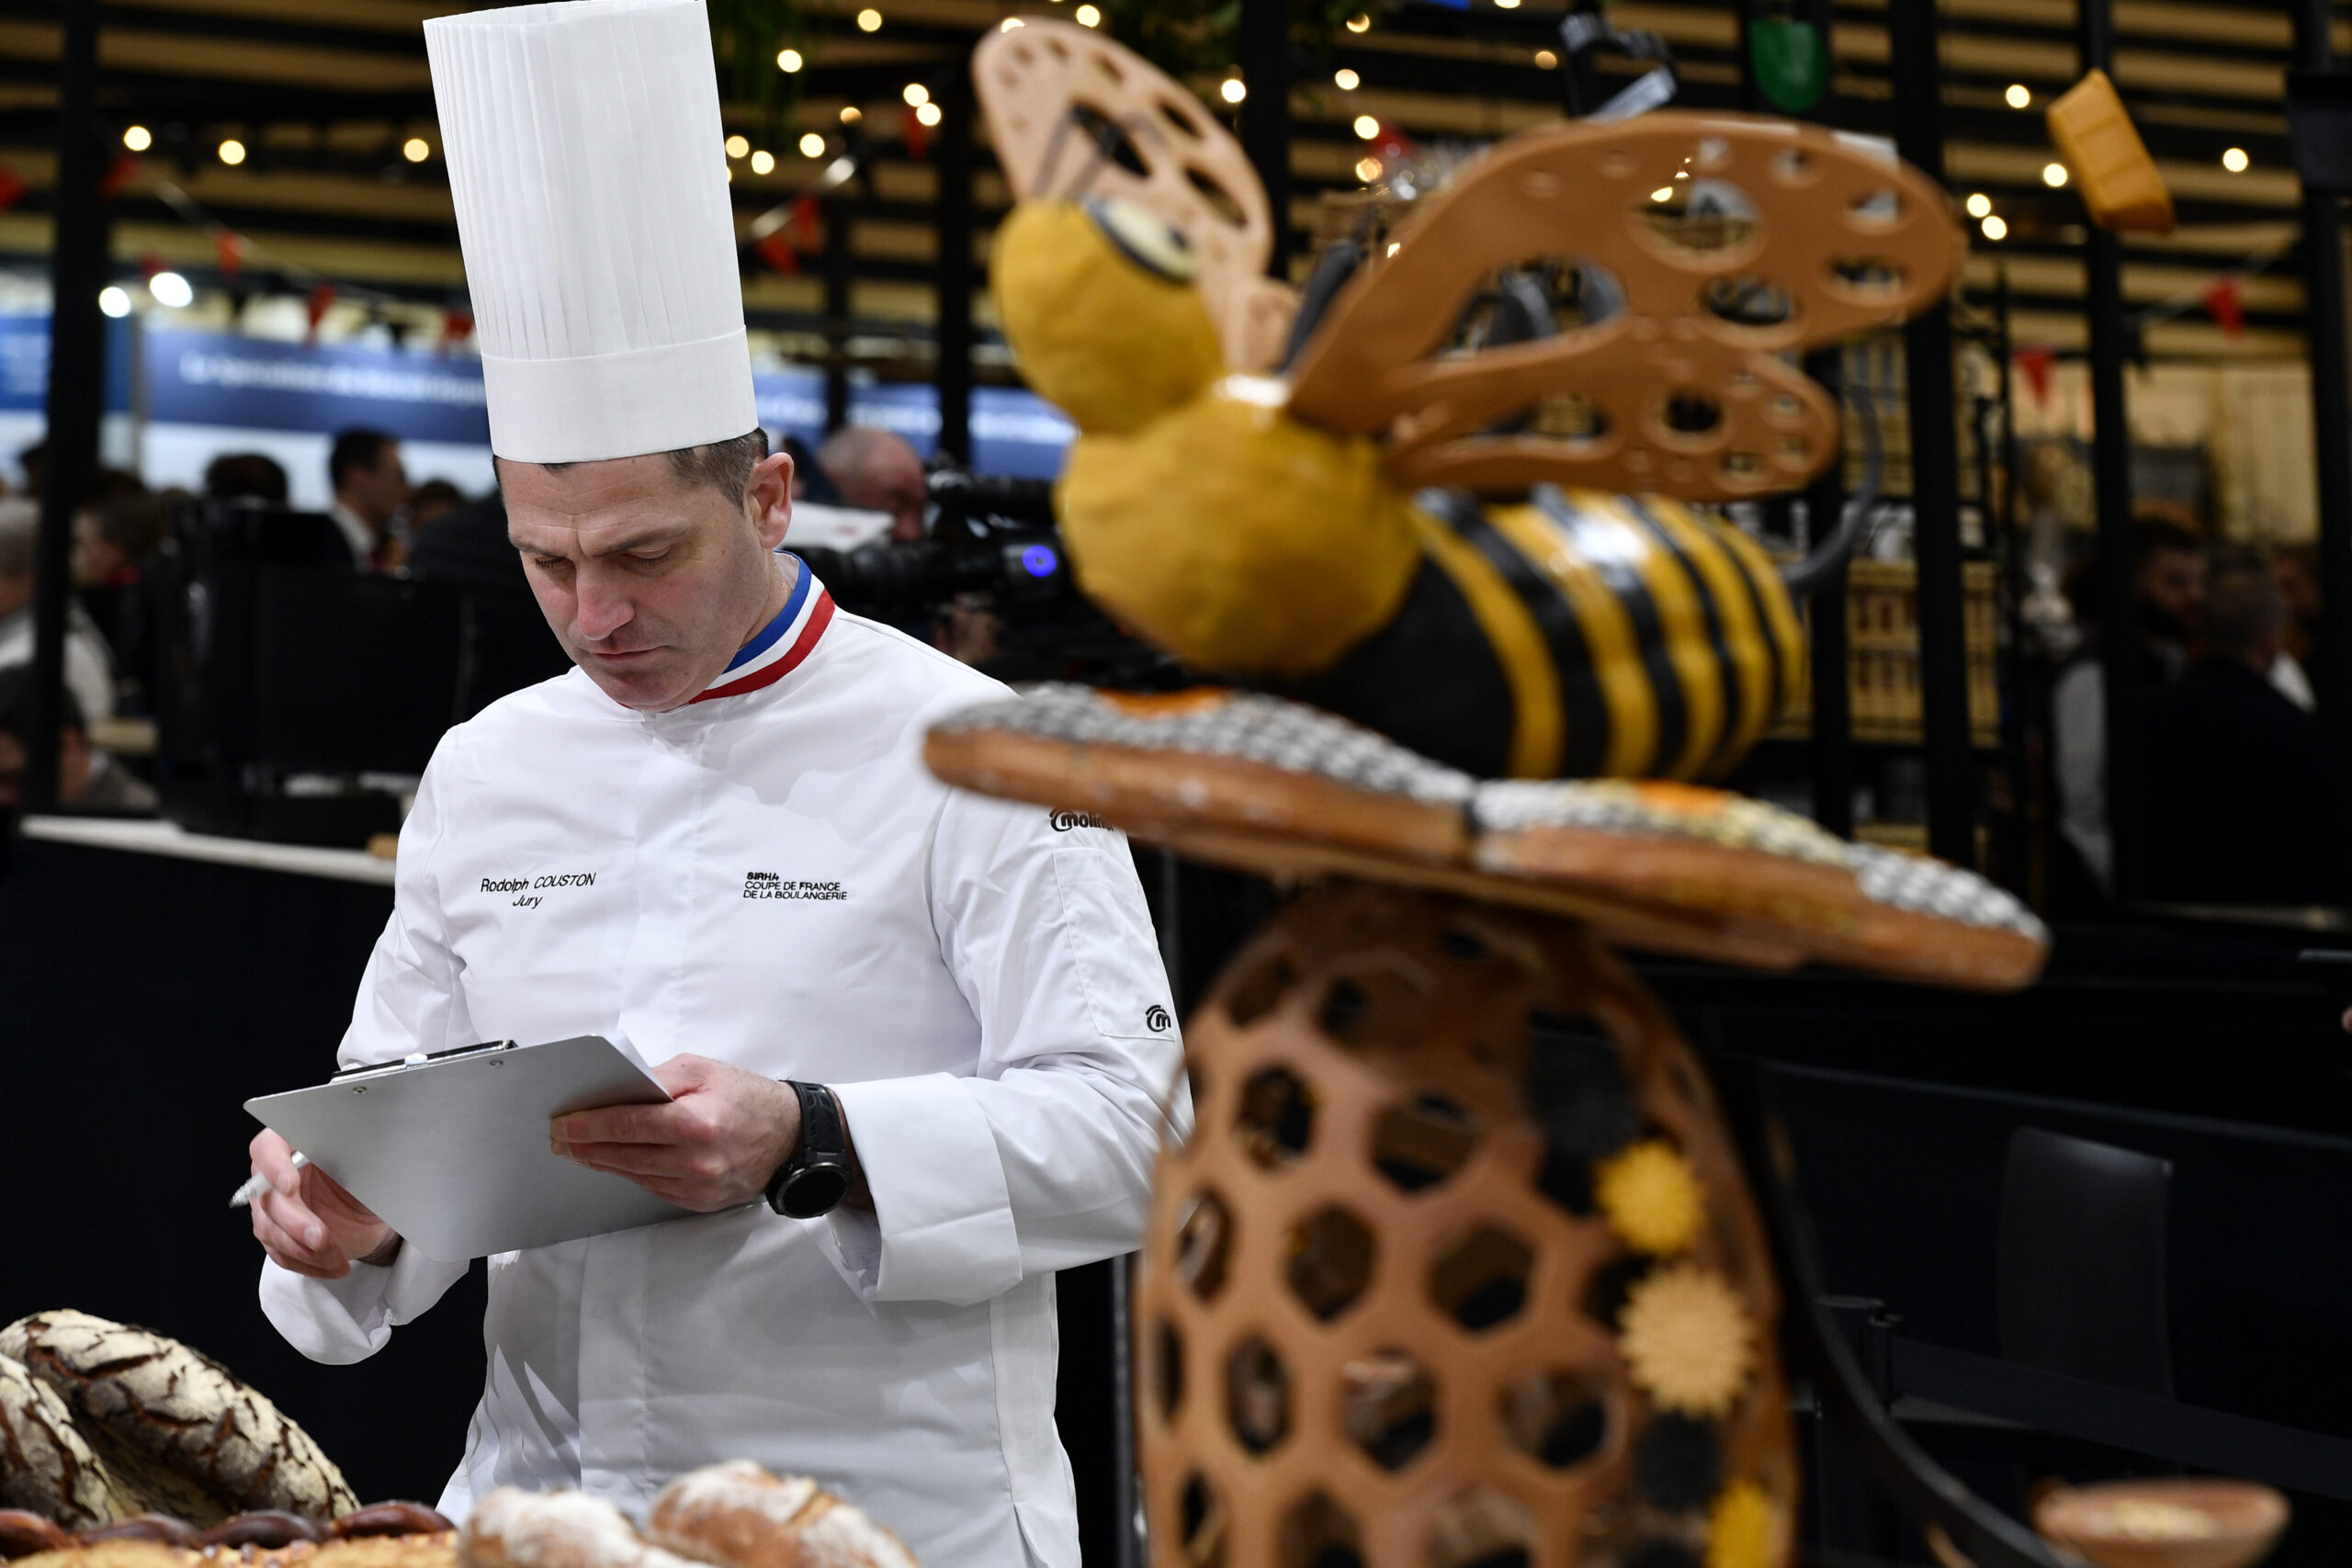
574 570 635 642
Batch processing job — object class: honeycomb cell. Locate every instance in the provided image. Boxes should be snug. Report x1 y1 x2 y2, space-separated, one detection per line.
1342 1348 1437 1471
1153 1316 1186 1422
1634 1413 1723 1511
1499 1368 1611 1471
1238 1065 1315 1167
1430 1224 1533 1331
1225 1333 1291 1454
1319 976 1371 1039
1581 1252 1653 1328
1426 1490 1539 1568
1280 1492 1363 1568
1371 1095 1478 1192
1176 1190 1233 1301
1225 948 1298 1028
1286 1206 1376 1320
1178 1472 1226 1568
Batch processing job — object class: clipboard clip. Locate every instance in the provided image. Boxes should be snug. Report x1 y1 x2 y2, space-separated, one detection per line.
331 1040 519 1081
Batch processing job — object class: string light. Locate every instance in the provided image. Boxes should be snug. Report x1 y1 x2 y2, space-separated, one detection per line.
218 138 246 165
2041 162 2068 187
1650 186 1673 202
2005 83 2030 108
2222 147 2249 172
402 137 430 163
1494 0 1520 8
1352 114 1379 140
915 101 942 127
98 287 130 318
1220 78 1247 104
750 149 775 174
1533 49 1556 68
1073 4 1100 23
725 133 750 158
855 8 882 30
1345 11 1371 30
1981 214 2007 241
1334 68 1359 90
1354 156 1381 182
150 272 193 308
1964 192 1991 218
903 83 930 106
1000 16 1024 27
777 47 804 71
122 126 151 152
1385 241 1400 256
841 106 863 124
799 131 827 157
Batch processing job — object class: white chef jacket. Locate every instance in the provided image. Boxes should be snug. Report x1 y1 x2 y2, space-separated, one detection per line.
257 563 1186 1568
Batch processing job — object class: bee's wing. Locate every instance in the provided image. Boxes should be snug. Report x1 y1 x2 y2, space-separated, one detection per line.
1285 113 1963 502
973 21 1295 370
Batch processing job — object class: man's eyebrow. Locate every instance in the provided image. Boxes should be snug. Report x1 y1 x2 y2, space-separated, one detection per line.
510 522 690 558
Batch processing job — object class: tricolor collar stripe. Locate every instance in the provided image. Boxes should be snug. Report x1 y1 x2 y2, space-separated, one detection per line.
691 570 832 704
723 554 814 673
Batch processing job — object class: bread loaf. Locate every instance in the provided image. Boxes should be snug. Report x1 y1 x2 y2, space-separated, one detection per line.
0 1511 72 1560
5 1542 196 1568
0 1356 130 1530
646 1462 916 1568
458 1491 700 1568
0 1314 355 1525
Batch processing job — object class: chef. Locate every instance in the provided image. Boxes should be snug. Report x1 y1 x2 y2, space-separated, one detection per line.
242 5 1183 1566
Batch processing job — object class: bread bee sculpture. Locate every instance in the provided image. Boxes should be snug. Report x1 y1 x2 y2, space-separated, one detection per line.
928 23 2064 1568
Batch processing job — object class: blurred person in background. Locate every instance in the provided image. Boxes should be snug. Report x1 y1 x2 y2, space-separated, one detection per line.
0 666 153 815
74 491 167 710
204 451 291 503
407 478 466 535
2273 545 2324 709
2145 551 2346 907
2049 517 2206 907
817 424 926 541
0 501 117 725
327 428 410 570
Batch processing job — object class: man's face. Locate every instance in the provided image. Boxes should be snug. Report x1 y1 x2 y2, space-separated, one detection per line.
504 451 795 713
836 446 929 543
2138 547 2205 638
0 726 87 809
73 513 123 588
0 570 28 620
343 446 412 530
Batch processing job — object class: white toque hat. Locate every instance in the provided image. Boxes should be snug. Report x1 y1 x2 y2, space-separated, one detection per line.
424 0 756 463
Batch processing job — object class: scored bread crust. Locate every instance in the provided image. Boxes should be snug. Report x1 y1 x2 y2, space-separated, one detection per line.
646 1462 917 1568
0 1314 356 1525
458 1492 703 1568
0 1357 130 1530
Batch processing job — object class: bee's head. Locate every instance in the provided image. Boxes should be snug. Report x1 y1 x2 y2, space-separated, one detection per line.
991 197 1225 435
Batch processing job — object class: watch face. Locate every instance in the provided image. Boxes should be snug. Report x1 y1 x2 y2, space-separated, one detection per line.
781 1162 852 1219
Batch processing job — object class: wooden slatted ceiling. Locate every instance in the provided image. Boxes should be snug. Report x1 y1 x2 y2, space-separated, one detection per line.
0 0 2338 358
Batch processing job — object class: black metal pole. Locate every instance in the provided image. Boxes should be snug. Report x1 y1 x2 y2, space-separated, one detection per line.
2298 0 2352 787
822 184 854 435
2078 0 2142 902
1791 0 1851 837
934 62 975 464
1887 0 1974 866
30 0 106 817
1238 0 1290 278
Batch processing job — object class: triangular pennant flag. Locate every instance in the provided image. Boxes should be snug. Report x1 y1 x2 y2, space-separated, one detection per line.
901 103 930 159
2015 344 2053 408
305 282 337 344
2201 274 2245 339
98 153 140 198
215 231 244 280
757 231 799 276
0 166 26 216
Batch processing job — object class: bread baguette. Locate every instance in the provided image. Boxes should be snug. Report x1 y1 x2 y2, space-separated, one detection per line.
458 1491 698 1568
646 1462 916 1568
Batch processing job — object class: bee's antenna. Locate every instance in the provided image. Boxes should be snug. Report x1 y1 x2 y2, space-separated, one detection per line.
1779 376 1884 602
1279 240 1366 371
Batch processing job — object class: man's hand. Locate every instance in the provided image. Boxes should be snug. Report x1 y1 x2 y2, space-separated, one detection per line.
248 1130 399 1280
552 1055 799 1213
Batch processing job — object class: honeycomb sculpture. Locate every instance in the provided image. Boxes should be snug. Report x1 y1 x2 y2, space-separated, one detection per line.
1138 884 1794 1568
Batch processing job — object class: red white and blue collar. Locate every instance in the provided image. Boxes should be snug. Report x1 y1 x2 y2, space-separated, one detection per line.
692 555 834 704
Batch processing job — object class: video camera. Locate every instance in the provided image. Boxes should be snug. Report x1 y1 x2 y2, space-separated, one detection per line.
798 467 1177 685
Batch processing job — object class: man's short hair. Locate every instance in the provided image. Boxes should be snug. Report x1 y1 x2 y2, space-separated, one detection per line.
0 499 35 581
2134 518 2202 562
816 424 916 489
330 429 397 493
509 427 772 505
2203 552 2287 659
0 663 86 741
85 492 168 558
206 452 290 503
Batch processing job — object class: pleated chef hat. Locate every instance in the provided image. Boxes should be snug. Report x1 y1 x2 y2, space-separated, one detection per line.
424 0 754 463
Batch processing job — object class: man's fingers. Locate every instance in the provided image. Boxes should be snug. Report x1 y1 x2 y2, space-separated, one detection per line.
250 1130 301 1193
554 1102 676 1146
253 1208 347 1278
558 1141 705 1179
256 1188 330 1249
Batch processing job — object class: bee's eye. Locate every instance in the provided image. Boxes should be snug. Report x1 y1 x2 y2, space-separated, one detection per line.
1084 197 1198 283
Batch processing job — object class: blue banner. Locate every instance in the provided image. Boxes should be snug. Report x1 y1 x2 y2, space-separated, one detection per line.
757 369 1074 479
146 331 492 445
0 314 135 414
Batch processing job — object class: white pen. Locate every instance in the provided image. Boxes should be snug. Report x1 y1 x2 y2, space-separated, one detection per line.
228 1153 308 1209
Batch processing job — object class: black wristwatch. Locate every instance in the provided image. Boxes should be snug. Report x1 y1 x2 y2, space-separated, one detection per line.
765 1081 853 1219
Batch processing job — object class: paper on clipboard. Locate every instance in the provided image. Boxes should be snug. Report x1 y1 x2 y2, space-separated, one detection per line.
245 1034 692 1262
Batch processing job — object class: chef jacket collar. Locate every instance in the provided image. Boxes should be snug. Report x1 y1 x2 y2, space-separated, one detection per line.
692 554 835 705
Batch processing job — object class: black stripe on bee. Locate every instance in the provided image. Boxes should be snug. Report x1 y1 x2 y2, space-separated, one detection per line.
1712 524 1797 717
1619 496 1746 777
1532 490 1687 778
1435 494 1612 779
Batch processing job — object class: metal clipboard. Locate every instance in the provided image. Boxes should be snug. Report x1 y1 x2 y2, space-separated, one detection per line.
244 1035 691 1261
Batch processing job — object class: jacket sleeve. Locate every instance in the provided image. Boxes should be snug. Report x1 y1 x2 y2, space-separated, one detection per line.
256 739 481 1361
827 789 1191 1306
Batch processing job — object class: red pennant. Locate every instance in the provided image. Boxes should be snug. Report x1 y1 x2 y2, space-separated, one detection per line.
440 308 474 354
215 231 244 280
0 166 26 216
305 283 337 344
901 104 929 159
2201 274 2245 339
790 192 823 254
757 231 799 276
98 153 140 199
2014 344 2053 408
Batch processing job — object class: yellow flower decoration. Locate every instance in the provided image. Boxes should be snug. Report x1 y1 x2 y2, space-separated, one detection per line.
1707 1480 1776 1568
1596 1139 1705 1255
1617 1264 1755 1417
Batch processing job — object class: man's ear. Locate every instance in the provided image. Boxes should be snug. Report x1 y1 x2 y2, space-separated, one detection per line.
747 452 795 551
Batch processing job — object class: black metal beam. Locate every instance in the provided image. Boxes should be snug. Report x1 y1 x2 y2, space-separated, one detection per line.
29 0 105 817
933 57 974 463
1889 0 1976 867
1794 0 1854 840
2080 0 2143 904
2297 0 2352 809
822 181 854 434
1238 0 1290 276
